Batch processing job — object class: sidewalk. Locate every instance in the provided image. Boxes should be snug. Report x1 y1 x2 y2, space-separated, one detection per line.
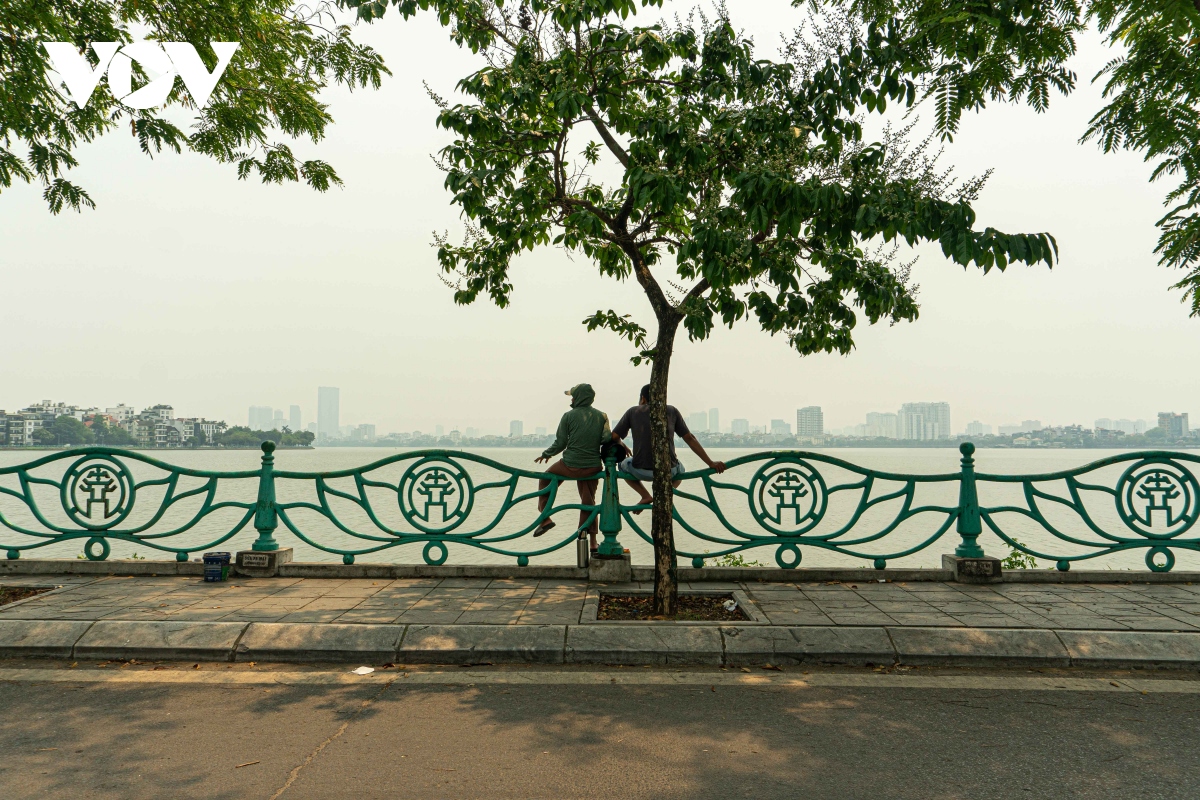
4 574 1200 667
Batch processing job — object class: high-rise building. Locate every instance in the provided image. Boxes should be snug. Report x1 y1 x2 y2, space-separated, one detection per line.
796 406 823 438
1095 418 1114 431
272 408 285 431
248 406 273 431
865 412 898 439
965 421 992 436
1022 420 1043 432
317 387 340 440
466 427 479 438
899 402 952 440
770 419 792 436
708 408 719 434
435 425 444 438
509 420 524 438
535 426 547 436
289 405 302 432
731 418 750 435
1113 418 1138 434
1158 412 1190 439
687 412 708 433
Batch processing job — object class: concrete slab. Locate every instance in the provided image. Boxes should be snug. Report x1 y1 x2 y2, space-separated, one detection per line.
889 627 1070 666
235 623 404 663
1056 630 1200 668
74 621 247 661
0 620 94 658
398 624 565 664
721 626 894 666
565 625 723 665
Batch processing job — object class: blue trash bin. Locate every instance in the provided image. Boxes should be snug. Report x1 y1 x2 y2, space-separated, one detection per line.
203 552 231 582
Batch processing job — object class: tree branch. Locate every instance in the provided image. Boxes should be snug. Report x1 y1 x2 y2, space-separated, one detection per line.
585 106 629 168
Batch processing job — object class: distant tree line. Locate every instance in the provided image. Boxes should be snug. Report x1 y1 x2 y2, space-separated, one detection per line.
24 417 314 448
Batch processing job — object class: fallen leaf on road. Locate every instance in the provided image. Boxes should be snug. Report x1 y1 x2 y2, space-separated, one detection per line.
761 664 782 671
37 748 57 751
234 761 260 769
740 667 751 673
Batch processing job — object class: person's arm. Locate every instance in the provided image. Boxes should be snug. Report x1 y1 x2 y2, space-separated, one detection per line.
536 415 568 463
682 433 725 473
611 408 632 442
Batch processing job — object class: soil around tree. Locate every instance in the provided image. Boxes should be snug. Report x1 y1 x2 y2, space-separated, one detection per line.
598 592 749 621
0 587 49 607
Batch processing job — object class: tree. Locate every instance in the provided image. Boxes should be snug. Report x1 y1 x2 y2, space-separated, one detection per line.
49 415 95 445
31 428 57 446
348 0 1057 614
829 0 1200 313
2 1 389 213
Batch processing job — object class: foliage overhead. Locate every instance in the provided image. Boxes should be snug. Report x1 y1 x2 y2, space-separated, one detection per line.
1 0 389 213
829 0 1200 313
346 0 1056 361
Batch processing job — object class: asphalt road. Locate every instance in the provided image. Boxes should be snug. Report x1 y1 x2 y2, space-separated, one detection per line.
1 661 1199 799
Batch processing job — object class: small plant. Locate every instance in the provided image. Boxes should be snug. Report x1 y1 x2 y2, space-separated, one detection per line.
75 553 85 560
1001 539 1038 569
711 552 763 568
129 552 145 560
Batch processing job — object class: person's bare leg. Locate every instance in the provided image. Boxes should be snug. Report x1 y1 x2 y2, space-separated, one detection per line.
623 478 653 512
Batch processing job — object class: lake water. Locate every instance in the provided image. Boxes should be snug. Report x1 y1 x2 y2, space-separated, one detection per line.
1 446 1196 572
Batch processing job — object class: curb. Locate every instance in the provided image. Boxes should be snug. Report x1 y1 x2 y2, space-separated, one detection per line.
5 621 1200 669
8 559 1200 584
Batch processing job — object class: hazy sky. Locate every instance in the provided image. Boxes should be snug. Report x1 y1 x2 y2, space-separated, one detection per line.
2 2 1197 435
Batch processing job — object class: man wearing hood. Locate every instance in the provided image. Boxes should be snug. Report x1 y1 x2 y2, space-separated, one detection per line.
533 383 611 552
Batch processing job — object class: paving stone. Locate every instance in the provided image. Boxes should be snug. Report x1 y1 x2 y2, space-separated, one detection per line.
74 621 248 661
399 624 565 664
236 622 404 662
0 620 95 657
1056 630 1200 667
565 626 722 666
890 627 1070 666
721 626 894 666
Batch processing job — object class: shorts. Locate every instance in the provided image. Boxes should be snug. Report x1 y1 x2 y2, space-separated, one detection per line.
618 457 686 482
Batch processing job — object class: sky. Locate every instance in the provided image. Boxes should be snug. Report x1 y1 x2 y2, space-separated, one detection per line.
2 1 1197 436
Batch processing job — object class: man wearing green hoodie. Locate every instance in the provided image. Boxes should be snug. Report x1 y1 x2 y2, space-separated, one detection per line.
533 383 611 550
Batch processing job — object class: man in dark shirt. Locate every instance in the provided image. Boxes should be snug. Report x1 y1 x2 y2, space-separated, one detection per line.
611 384 726 508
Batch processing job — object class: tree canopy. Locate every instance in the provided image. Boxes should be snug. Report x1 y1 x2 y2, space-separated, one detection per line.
2 0 388 212
830 0 1200 313
348 0 1057 613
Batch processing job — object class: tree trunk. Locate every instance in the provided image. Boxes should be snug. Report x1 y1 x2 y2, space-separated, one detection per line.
648 315 681 617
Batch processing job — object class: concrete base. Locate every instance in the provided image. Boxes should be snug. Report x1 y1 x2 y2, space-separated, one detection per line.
235 548 293 578
589 553 631 583
943 554 1003 584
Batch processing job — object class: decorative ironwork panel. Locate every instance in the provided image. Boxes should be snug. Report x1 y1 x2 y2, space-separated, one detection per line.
618 452 962 570
0 448 260 561
977 452 1200 571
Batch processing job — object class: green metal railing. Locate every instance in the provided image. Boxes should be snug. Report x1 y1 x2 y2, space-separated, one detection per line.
0 442 1196 571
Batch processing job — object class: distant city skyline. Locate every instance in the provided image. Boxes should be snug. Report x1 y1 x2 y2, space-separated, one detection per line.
6 386 1192 444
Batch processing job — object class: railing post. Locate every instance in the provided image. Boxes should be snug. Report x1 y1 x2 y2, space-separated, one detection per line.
954 442 985 558
252 441 280 551
596 456 624 557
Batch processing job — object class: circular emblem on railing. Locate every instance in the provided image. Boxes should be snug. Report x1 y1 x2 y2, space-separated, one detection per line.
748 459 827 536
1115 460 1199 538
61 456 135 530
398 458 474 533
